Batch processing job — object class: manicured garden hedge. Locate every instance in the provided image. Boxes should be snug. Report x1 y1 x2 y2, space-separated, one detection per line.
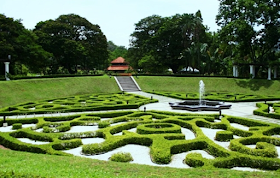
0 93 158 116
148 91 280 102
1 110 280 171
254 102 280 119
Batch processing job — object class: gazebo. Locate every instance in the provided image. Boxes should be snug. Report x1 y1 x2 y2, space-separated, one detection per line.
107 57 132 74
0 55 11 81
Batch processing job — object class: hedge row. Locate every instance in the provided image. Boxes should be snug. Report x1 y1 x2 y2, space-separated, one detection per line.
254 102 280 119
215 131 233 142
0 93 158 116
1 110 280 170
147 91 280 102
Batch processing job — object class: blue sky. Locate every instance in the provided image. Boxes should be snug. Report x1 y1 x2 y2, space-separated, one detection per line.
1 0 220 47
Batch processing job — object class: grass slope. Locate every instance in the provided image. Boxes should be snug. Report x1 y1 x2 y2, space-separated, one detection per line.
0 76 119 108
135 76 280 96
0 149 278 178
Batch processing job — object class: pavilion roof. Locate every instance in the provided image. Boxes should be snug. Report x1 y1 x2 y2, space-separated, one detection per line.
111 57 127 64
107 66 130 71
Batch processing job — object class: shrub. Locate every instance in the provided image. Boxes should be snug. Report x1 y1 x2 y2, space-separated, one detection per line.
12 123 22 130
230 137 279 158
215 131 233 142
110 152 133 162
98 121 110 128
52 139 82 150
184 153 205 167
254 103 280 119
136 123 181 134
213 156 280 170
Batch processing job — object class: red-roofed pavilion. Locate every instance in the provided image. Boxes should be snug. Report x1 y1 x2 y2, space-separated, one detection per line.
107 57 132 73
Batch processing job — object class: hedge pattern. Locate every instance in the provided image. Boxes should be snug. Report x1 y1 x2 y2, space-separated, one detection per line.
254 102 280 119
0 93 158 116
148 91 280 102
1 110 280 171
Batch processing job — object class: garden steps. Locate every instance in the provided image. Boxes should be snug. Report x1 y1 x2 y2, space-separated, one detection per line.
115 76 141 92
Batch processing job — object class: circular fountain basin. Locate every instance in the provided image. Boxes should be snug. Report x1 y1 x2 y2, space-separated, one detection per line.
169 100 232 111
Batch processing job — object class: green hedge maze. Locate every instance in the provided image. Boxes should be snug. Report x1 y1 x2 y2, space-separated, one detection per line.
0 93 158 116
1 111 280 171
148 91 280 102
254 102 280 119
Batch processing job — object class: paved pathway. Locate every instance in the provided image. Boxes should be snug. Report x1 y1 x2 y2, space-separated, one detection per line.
5 91 280 125
130 91 280 125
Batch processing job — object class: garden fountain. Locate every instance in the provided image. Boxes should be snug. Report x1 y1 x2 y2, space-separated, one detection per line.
169 80 232 111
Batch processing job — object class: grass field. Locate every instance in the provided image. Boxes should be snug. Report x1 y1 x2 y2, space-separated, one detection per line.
0 149 278 178
135 76 280 96
0 76 119 108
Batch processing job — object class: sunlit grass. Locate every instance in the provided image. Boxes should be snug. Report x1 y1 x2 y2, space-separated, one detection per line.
135 76 280 96
0 149 277 178
0 76 119 108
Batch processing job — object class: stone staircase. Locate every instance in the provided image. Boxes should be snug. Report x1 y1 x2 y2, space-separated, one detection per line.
115 76 141 92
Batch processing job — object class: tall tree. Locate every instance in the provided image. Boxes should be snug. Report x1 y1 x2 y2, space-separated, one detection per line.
129 12 207 73
216 0 280 73
129 15 165 71
34 14 108 74
0 14 51 75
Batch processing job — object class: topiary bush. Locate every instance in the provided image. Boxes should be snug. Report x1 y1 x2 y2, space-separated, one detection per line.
12 123 22 130
254 102 280 119
110 152 133 162
184 153 205 167
98 121 110 128
136 123 182 134
215 131 233 142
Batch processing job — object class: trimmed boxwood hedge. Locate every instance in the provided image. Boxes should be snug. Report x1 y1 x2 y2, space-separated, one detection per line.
0 93 158 116
215 131 233 142
12 123 22 130
254 102 280 119
184 153 205 167
1 110 280 170
110 152 133 162
147 91 280 102
137 123 182 134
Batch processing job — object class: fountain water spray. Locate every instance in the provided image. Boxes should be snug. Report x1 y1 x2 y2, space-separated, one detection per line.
169 79 231 111
199 80 205 106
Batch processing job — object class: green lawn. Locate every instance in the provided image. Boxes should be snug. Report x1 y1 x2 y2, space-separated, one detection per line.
0 76 119 108
135 76 280 96
0 149 278 178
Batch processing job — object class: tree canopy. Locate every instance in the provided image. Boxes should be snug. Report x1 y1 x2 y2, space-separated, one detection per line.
128 12 208 73
216 0 280 67
34 14 108 74
0 14 51 75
